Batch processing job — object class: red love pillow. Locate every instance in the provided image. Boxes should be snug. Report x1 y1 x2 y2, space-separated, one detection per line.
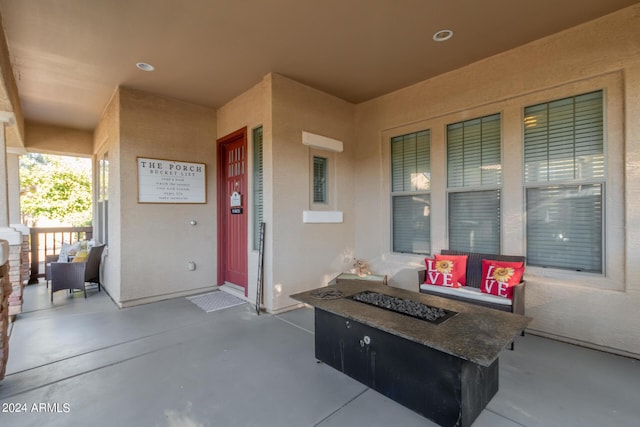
481 259 525 299
424 258 459 288
435 254 468 286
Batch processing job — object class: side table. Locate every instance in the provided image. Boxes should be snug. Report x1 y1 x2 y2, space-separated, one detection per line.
333 272 388 286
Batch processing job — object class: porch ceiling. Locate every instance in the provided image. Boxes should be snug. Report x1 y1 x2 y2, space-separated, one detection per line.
0 0 637 131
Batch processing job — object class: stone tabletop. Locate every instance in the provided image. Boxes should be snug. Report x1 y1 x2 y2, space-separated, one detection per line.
290 280 531 367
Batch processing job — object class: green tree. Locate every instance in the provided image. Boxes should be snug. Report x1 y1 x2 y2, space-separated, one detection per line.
20 153 92 226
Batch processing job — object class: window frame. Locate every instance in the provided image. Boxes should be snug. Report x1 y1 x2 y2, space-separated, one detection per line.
517 75 625 290
446 113 503 254
252 126 263 251
523 90 606 274
96 150 109 245
308 148 336 211
390 129 432 255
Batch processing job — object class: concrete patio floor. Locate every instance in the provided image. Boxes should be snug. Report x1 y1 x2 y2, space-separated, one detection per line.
0 283 638 426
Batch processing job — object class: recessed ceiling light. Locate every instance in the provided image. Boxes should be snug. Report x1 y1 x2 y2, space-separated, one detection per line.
432 30 454 42
136 62 155 72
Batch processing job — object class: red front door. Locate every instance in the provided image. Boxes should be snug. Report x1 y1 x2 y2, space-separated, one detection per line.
217 128 248 294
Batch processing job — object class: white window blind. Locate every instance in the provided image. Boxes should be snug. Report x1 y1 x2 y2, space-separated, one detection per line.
252 127 263 251
447 114 501 253
526 185 602 272
524 91 604 272
313 156 328 204
391 130 431 254
448 190 501 253
447 113 501 188
524 91 604 183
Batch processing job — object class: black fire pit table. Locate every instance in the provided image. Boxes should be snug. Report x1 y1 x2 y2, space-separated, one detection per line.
291 280 531 427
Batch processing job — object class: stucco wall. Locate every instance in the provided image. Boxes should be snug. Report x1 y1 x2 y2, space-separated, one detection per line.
25 121 93 157
354 5 640 357
216 76 271 307
270 74 356 312
116 88 217 305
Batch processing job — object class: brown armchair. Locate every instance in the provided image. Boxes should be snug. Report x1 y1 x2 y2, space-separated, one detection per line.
50 244 105 302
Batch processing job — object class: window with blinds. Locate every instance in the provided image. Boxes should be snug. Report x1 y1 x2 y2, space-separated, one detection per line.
524 90 604 272
97 152 109 245
446 114 501 253
313 156 328 204
252 126 263 251
391 129 431 254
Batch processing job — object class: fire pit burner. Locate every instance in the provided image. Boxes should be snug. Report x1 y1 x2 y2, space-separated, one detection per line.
351 291 457 324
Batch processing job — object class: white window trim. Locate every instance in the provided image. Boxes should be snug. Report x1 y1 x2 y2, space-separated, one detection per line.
302 132 343 223
302 131 343 152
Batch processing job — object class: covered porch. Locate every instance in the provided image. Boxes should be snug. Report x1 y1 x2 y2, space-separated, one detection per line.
0 283 638 426
0 1 637 361
0 4 639 423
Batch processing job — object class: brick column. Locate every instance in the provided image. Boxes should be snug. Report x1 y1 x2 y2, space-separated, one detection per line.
0 120 25 319
1 253 11 380
7 243 23 317
8 225 30 317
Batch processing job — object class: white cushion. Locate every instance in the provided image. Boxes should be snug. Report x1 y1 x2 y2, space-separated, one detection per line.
419 284 512 306
57 242 72 262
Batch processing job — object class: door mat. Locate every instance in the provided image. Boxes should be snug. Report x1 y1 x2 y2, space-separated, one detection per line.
187 291 246 313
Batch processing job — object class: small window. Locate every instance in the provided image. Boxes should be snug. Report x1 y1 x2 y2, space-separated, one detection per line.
313 156 328 204
253 126 263 251
307 148 337 212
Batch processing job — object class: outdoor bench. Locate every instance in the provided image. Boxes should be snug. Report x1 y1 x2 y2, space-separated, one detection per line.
418 250 526 316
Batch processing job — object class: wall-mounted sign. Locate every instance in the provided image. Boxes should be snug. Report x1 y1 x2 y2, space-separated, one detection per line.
230 191 242 207
231 207 243 214
137 157 206 203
